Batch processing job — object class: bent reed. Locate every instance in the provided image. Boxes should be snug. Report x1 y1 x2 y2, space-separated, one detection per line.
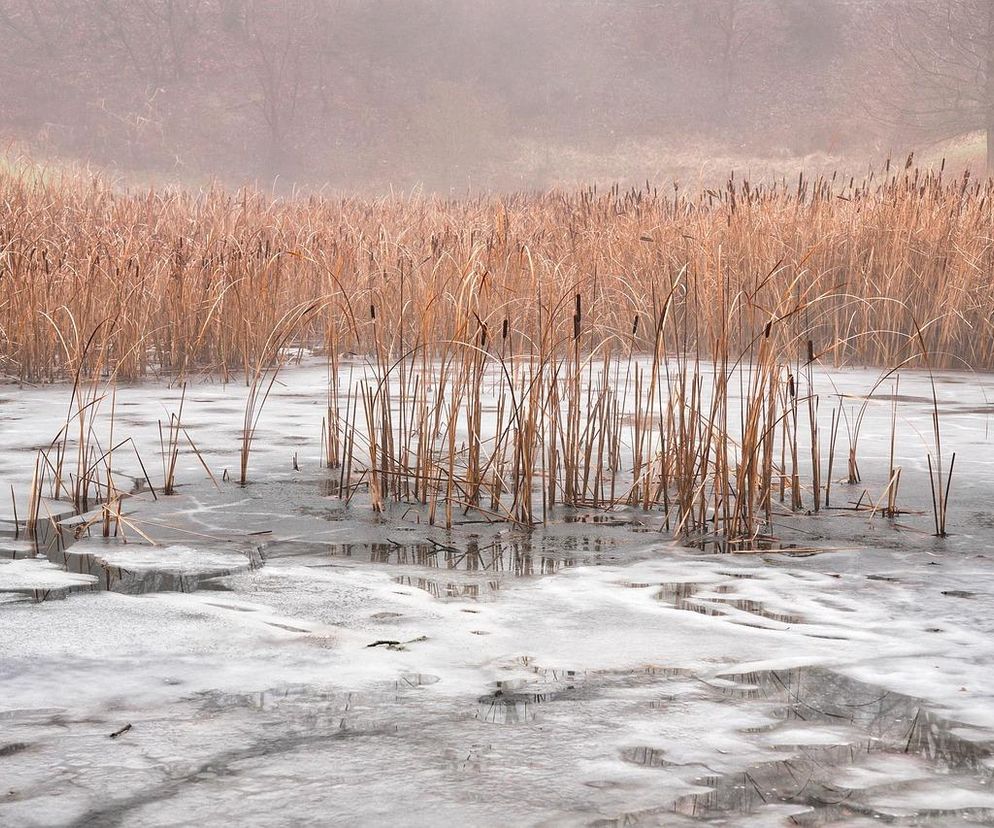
3 158 977 548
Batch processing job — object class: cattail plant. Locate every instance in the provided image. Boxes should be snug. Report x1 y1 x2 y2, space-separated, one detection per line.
0 156 978 549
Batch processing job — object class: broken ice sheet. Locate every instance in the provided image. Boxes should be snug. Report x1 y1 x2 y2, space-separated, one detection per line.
2 362 994 824
0 557 98 597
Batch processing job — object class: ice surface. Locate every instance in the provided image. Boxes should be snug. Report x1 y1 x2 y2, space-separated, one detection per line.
2 360 994 825
0 557 98 592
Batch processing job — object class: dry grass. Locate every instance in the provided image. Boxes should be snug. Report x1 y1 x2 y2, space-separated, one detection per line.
3 157 981 547
2 157 993 380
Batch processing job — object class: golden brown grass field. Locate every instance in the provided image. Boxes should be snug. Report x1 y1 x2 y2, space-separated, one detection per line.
1 157 979 546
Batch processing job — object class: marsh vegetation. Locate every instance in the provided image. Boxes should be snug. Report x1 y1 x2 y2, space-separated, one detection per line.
2 157 994 824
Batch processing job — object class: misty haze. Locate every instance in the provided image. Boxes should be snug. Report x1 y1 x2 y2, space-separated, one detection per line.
2 0 993 189
4 2 994 826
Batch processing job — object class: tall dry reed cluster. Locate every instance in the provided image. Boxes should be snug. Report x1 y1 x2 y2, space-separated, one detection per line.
1 159 993 382
3 158 973 547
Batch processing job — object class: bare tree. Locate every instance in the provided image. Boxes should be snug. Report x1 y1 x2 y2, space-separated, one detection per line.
877 0 994 168
236 0 318 176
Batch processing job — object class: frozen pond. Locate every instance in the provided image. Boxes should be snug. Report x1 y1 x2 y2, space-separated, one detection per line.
2 361 994 825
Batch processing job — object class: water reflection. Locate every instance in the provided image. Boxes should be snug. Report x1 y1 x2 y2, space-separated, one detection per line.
655 581 801 625
3 529 608 603
280 536 612 599
313 537 603 575
653 667 994 823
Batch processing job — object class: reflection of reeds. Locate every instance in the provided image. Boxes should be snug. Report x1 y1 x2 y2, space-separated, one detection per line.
3 158 974 546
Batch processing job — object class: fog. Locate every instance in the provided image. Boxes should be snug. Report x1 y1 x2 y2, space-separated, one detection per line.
0 0 990 191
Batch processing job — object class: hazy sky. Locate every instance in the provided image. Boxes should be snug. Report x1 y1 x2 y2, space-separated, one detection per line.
0 1 985 189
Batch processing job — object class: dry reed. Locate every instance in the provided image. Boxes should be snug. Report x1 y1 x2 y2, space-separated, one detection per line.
2 157 980 547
